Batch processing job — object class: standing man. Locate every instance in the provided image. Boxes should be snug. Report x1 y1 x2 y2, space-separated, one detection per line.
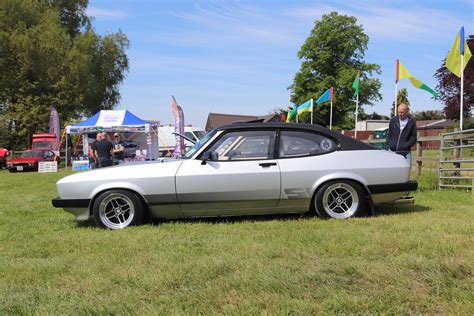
90 133 102 169
112 133 125 165
386 103 417 167
94 132 114 168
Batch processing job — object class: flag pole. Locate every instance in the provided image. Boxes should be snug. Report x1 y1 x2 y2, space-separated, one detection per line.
311 98 313 124
329 101 333 130
355 92 359 139
394 59 399 117
460 53 464 130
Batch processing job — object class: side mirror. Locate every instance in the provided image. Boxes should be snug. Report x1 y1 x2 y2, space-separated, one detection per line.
201 151 218 165
201 151 212 165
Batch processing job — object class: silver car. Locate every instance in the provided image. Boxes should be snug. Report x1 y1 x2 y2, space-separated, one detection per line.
52 122 417 229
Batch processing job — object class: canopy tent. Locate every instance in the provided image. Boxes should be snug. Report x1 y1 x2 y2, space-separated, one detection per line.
65 110 159 169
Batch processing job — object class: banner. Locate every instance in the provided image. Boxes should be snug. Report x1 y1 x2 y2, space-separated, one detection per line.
49 106 60 153
171 96 185 157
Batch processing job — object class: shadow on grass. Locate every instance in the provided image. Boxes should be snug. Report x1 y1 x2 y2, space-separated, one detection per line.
73 204 432 229
149 212 309 226
374 203 431 217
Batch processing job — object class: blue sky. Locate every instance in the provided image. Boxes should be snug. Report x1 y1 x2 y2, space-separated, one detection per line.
87 0 473 127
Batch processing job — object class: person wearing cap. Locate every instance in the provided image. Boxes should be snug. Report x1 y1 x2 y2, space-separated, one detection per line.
112 133 125 165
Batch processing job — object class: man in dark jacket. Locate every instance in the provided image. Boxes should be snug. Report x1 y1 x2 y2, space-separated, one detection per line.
386 103 417 167
93 132 114 168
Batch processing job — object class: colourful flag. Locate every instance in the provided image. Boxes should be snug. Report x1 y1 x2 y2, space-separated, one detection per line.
445 27 472 78
352 71 360 97
396 60 438 97
316 88 333 104
49 106 60 153
286 106 297 122
297 99 312 115
171 96 185 157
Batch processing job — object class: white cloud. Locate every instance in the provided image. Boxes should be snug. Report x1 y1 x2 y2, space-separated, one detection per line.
285 2 466 43
87 7 128 19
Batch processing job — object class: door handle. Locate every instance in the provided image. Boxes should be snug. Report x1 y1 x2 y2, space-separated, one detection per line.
259 162 277 167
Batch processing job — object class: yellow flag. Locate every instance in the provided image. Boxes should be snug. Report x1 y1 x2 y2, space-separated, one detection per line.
445 31 472 78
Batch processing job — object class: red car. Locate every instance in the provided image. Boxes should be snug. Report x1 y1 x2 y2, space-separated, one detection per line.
6 149 56 172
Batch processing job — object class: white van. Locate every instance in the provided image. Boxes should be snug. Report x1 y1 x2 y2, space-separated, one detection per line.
157 125 206 156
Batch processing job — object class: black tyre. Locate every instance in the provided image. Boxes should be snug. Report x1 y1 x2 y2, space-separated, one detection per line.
314 180 365 219
92 189 143 229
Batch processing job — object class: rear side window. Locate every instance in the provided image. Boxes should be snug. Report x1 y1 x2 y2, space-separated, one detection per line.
279 130 336 158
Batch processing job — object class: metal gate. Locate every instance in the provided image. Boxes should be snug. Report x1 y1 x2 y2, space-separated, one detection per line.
439 129 474 191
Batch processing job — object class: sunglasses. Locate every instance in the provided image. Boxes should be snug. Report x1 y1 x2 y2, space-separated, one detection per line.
114 135 119 138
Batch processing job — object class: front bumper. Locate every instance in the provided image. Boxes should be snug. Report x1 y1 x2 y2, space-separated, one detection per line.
52 197 91 221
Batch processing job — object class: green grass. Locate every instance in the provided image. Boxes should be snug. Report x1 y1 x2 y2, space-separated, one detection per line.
0 169 473 314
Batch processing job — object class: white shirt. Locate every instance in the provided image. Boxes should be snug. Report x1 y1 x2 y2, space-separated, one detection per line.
399 117 408 131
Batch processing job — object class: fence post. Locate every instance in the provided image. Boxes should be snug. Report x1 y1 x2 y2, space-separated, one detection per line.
416 131 422 177
453 128 461 173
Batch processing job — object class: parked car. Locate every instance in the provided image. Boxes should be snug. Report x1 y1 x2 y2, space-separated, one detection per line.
52 122 417 229
7 149 56 172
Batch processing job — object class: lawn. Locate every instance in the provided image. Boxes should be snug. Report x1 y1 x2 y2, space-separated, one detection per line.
0 169 473 314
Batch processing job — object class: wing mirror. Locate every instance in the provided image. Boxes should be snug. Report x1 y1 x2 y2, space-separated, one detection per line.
201 151 218 165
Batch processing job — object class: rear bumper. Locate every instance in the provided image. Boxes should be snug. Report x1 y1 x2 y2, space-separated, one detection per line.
52 197 90 208
367 180 418 194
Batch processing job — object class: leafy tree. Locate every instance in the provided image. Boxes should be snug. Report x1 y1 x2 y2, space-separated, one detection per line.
434 35 473 127
390 88 411 117
0 0 129 149
289 12 381 128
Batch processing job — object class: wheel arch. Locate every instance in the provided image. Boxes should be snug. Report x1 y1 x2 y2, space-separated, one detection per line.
88 183 150 217
309 173 374 215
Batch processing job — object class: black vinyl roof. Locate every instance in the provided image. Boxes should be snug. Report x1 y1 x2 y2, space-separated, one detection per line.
215 122 377 151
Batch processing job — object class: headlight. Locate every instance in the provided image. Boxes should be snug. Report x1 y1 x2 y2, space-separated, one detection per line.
28 162 34 166
7 163 12 167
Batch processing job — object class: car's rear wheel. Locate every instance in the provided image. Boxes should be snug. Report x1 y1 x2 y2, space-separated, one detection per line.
92 190 143 229
314 180 364 219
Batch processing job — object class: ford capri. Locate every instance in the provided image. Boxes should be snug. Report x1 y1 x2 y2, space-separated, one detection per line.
52 122 417 229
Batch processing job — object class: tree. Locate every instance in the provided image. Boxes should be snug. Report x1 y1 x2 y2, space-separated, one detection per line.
411 110 445 121
390 88 411 117
288 12 381 128
434 35 474 127
0 0 129 149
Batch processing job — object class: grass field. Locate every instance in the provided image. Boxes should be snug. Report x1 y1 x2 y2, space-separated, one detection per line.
0 169 473 314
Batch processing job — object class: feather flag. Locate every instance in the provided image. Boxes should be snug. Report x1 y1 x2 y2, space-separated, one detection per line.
49 106 60 153
445 27 472 77
396 60 438 97
171 96 185 157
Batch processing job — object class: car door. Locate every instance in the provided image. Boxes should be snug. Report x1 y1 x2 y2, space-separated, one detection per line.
277 130 338 208
175 130 281 216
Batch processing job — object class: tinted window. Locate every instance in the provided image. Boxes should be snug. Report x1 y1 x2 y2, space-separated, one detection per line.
206 130 275 161
279 131 336 158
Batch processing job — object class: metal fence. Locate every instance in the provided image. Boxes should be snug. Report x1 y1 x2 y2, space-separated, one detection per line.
438 129 474 192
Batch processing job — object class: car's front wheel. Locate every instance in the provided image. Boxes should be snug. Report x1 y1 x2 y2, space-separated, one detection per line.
314 180 365 219
92 190 143 229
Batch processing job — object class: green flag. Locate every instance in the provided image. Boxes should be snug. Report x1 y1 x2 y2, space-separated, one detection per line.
352 71 360 97
286 106 297 122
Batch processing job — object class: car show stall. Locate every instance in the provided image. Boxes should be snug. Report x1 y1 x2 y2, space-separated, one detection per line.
66 110 159 170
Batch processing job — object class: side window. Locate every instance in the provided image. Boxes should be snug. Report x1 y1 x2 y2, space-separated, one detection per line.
184 132 197 142
279 131 336 158
206 130 275 161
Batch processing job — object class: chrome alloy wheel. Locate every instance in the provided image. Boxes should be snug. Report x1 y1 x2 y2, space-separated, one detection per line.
98 192 135 229
322 183 359 219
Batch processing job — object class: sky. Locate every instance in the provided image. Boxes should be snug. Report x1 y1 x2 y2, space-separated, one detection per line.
87 0 474 127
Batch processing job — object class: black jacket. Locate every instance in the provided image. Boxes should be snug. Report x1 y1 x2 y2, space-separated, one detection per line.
386 116 417 155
